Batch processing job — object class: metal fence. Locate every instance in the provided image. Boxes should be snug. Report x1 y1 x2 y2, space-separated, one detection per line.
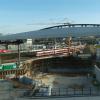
15 88 100 97
50 88 100 96
0 88 100 99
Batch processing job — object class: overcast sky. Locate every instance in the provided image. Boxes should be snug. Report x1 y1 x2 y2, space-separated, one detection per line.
0 0 100 34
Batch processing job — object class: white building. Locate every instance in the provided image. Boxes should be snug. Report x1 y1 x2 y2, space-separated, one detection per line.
96 44 100 60
20 39 32 51
8 39 33 51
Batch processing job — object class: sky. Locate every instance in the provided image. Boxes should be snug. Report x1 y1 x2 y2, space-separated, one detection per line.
0 0 100 34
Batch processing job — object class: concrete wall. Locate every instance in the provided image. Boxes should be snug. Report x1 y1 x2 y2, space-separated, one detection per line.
41 75 92 89
94 65 100 81
96 48 100 60
0 80 13 100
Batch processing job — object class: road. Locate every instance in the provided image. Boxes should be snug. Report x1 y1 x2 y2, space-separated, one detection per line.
14 96 100 100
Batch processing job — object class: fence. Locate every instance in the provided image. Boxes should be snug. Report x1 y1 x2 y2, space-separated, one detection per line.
14 87 100 97
50 88 100 96
0 87 100 99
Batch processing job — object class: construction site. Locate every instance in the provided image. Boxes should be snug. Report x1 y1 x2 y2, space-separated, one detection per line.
0 24 100 99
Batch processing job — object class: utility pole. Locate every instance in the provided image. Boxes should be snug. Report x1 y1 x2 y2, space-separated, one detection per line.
17 39 24 67
54 38 56 55
0 42 1 65
18 44 20 67
66 36 72 55
0 53 1 65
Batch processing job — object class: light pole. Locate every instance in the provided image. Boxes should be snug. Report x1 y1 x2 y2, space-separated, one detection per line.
0 53 1 65
17 43 20 67
16 39 24 67
54 38 56 55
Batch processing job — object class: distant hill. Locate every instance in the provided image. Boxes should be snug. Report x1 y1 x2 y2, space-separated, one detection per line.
0 24 100 40
0 33 3 36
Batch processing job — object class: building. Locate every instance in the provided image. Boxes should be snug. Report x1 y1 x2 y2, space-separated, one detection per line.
96 44 100 60
8 39 32 51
